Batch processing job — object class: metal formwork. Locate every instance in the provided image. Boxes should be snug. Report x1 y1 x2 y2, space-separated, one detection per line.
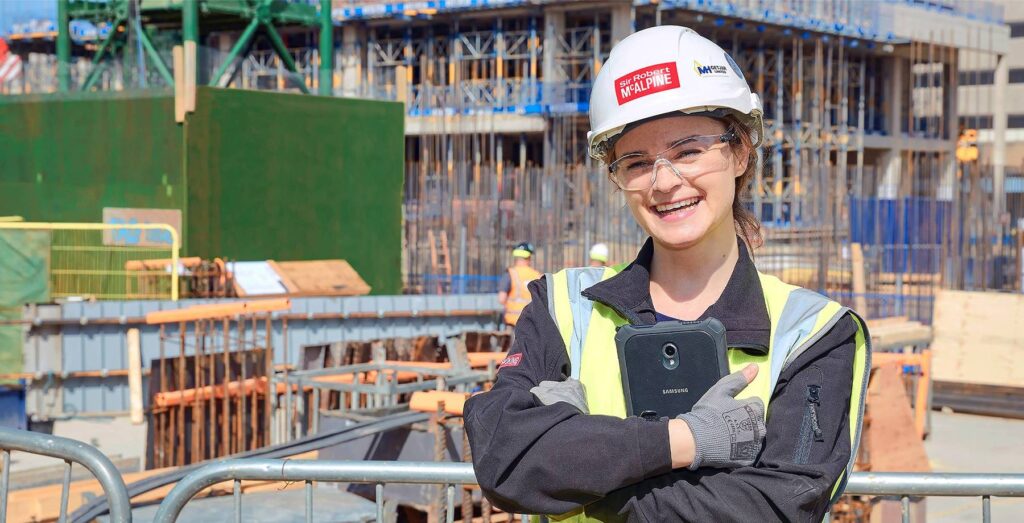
19 294 501 419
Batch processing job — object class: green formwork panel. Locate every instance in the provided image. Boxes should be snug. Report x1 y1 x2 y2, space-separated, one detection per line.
185 88 404 294
0 91 186 221
0 89 404 296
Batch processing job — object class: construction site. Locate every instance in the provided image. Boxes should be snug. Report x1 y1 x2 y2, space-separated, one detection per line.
1 0 1023 521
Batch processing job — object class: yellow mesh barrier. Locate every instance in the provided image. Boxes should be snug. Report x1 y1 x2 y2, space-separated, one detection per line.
0 222 180 301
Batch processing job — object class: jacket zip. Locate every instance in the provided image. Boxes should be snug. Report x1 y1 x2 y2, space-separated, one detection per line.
795 384 824 464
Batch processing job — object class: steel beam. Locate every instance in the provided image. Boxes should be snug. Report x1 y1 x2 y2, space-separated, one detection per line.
57 0 71 91
81 17 126 91
263 20 312 94
210 18 260 87
136 24 175 86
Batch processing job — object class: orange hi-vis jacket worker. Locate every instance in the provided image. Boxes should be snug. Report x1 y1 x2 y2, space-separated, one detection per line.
499 242 542 326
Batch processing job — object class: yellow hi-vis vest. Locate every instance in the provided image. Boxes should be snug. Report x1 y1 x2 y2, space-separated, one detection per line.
505 265 542 326
536 264 871 523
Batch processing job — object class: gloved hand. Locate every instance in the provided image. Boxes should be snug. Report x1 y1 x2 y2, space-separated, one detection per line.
677 364 765 470
530 378 589 414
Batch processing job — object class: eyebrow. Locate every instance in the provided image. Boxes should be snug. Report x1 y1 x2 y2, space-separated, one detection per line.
619 134 703 157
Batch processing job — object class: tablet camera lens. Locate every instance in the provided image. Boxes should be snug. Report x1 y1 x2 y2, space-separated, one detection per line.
663 343 677 358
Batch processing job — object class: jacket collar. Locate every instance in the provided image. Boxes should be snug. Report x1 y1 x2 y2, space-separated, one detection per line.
581 237 770 354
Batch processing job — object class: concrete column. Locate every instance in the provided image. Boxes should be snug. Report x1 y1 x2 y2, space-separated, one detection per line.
937 155 956 201
992 53 1008 221
182 0 198 108
340 24 363 97
542 8 566 104
610 3 633 46
878 56 905 199
939 60 958 202
219 34 233 54
878 150 902 200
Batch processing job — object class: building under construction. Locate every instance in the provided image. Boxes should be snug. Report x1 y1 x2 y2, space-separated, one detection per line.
1 0 1019 316
4 2 1024 522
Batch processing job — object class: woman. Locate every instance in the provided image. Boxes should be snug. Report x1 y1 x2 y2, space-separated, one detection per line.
465 26 869 522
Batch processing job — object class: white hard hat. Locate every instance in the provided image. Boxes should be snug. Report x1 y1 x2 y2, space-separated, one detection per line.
589 243 609 263
588 25 764 163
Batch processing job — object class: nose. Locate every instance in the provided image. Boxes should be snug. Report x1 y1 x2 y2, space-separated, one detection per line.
651 158 685 193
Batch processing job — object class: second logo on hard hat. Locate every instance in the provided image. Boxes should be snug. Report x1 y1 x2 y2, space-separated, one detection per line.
693 60 729 78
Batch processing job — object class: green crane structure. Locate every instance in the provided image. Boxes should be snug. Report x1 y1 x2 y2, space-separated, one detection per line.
58 0 333 95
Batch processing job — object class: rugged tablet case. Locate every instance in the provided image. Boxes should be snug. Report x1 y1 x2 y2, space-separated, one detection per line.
614 318 729 419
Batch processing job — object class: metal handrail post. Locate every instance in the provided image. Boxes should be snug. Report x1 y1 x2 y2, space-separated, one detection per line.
0 427 132 523
152 459 1024 523
153 459 476 523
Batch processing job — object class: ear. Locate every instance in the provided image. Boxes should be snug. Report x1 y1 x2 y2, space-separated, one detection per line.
733 144 750 177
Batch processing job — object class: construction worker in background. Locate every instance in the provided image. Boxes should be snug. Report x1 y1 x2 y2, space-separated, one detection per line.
588 243 610 267
498 242 541 328
466 26 869 522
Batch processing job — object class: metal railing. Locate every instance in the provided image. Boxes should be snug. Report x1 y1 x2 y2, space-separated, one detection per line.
153 460 474 523
152 460 1024 523
845 472 1024 522
0 426 132 523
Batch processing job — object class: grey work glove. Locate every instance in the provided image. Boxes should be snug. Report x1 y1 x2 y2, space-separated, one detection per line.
677 364 766 470
530 378 589 414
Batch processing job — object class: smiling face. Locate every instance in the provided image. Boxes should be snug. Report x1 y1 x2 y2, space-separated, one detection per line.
612 115 749 250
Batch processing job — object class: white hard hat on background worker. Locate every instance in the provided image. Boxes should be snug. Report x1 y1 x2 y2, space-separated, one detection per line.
587 25 764 163
588 243 609 267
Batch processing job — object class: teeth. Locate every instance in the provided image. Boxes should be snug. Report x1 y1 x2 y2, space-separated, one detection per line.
655 197 700 213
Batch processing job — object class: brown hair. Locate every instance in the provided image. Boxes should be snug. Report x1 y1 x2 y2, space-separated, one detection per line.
720 114 763 249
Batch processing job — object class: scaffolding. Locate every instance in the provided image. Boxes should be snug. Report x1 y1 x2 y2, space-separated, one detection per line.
1 0 1017 316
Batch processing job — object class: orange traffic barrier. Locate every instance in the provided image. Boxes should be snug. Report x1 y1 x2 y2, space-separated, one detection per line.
410 390 469 416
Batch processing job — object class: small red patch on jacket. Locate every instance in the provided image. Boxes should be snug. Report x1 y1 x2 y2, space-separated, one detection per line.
498 353 522 369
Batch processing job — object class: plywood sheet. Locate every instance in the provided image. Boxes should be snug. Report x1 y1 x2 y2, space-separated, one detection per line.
866 365 931 473
931 290 1024 387
272 259 371 296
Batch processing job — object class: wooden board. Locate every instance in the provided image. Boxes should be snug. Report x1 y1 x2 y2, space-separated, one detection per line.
272 259 371 296
865 317 933 351
865 365 931 473
931 290 1024 387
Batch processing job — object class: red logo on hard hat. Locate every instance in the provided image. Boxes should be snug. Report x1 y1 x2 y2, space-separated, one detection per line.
498 353 522 369
615 62 680 105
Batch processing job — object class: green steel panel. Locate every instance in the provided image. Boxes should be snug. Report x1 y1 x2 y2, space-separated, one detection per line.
0 91 185 223
185 88 404 294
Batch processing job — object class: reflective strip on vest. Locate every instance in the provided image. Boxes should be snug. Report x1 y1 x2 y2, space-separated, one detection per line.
541 266 871 523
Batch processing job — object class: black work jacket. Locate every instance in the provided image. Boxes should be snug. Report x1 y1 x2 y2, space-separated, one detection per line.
464 238 859 522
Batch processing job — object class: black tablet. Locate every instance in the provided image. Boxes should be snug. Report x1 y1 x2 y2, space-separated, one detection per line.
615 318 729 419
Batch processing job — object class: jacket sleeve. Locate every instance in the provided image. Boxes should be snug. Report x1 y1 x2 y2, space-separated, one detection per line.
464 276 673 515
589 314 860 523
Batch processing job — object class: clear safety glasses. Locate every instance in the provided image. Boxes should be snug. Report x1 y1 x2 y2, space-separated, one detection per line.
607 130 737 192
